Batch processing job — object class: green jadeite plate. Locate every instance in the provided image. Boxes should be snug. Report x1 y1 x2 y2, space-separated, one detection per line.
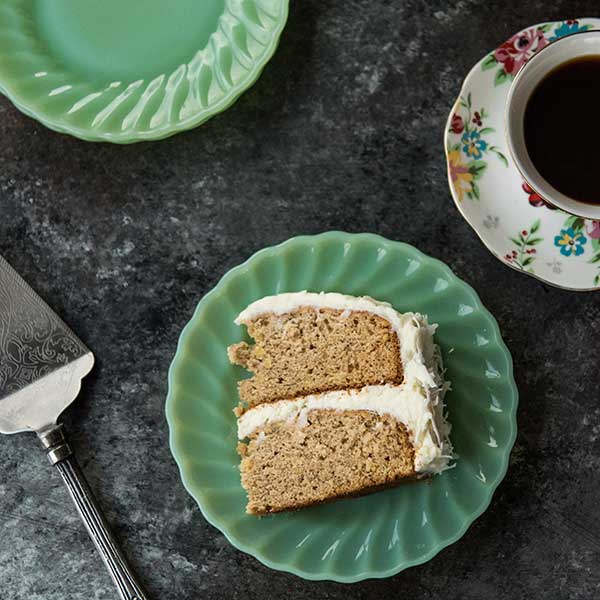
0 0 288 143
166 232 518 582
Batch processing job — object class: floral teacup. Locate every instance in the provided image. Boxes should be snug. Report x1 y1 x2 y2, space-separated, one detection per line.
506 30 600 220
445 19 600 290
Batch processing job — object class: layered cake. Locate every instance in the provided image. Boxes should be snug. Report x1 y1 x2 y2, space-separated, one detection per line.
228 292 453 515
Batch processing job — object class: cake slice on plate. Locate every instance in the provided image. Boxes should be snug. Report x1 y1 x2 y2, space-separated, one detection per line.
228 292 453 515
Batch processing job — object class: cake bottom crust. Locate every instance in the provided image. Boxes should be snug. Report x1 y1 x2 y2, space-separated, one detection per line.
238 409 418 515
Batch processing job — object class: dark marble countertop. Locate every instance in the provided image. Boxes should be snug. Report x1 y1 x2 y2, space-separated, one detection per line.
1 2 599 599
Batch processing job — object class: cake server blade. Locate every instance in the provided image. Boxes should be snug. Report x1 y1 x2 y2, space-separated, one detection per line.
0 254 148 600
0 254 94 434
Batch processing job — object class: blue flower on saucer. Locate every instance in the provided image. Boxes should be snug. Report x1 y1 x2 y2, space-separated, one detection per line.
554 227 587 257
461 130 488 159
551 20 591 41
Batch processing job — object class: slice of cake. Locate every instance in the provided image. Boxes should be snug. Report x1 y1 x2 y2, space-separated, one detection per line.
229 292 453 515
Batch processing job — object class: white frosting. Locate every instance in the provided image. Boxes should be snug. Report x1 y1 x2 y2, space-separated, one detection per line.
235 292 453 474
237 292 407 336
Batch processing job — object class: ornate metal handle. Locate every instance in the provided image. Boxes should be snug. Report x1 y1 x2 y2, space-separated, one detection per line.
38 424 148 600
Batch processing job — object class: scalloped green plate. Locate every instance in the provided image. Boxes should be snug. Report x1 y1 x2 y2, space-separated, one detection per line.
166 232 518 582
0 0 288 143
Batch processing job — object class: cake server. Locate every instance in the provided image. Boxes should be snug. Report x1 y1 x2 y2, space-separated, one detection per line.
0 254 148 600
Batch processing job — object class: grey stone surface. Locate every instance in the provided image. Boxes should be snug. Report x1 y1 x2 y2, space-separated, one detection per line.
1 1 600 598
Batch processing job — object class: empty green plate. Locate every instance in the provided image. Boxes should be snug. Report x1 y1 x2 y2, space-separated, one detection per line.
0 0 288 142
166 232 518 582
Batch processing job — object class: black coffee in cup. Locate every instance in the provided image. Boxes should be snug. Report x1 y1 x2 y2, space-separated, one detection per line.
524 56 600 205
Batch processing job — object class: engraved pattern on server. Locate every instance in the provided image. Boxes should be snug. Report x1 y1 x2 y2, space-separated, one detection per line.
0 256 87 395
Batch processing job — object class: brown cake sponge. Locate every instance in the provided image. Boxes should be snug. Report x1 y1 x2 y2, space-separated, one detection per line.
228 307 403 410
238 409 416 515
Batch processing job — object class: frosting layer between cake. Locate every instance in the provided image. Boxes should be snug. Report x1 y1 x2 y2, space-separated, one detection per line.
238 384 450 473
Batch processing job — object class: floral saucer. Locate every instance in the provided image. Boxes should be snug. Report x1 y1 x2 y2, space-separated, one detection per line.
445 18 600 291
